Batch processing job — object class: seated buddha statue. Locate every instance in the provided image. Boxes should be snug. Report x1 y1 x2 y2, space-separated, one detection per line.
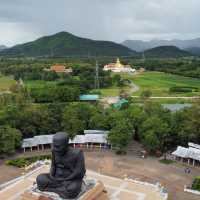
36 132 86 199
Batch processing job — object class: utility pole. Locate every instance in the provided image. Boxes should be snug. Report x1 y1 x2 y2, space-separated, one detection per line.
94 59 100 89
142 52 146 62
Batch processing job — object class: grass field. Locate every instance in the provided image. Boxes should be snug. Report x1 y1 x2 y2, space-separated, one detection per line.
25 72 200 102
25 80 57 89
122 71 200 97
92 86 130 97
0 75 16 92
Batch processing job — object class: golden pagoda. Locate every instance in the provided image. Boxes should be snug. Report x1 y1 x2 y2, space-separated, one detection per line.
103 58 135 73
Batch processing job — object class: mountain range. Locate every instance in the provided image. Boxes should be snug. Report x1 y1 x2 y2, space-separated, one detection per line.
122 38 200 54
144 46 191 58
0 32 135 57
0 31 198 58
0 45 7 51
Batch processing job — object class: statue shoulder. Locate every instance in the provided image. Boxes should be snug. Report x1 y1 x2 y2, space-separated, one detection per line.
69 147 84 157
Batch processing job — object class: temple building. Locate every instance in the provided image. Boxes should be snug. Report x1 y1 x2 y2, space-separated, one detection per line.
44 64 73 74
103 58 135 73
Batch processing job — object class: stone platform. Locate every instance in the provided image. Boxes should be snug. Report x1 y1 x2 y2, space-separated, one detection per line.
0 164 168 200
21 180 109 200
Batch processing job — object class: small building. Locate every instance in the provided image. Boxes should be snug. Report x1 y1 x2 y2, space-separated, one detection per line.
44 64 73 74
172 142 200 167
22 131 109 152
84 130 109 135
113 98 129 109
103 58 135 73
79 95 99 101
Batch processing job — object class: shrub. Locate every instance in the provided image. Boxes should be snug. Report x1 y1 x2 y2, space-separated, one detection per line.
192 176 200 191
159 159 175 165
6 155 51 168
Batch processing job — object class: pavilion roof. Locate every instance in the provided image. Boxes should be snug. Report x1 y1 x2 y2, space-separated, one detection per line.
172 143 200 161
22 132 108 148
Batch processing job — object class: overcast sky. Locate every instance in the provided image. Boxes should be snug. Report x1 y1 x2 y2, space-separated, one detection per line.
0 0 199 46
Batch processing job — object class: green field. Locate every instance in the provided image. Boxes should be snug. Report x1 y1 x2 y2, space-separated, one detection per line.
25 72 200 101
25 80 57 89
92 86 130 97
0 75 16 91
122 71 200 97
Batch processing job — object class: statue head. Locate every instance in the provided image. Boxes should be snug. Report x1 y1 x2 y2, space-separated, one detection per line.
53 132 69 154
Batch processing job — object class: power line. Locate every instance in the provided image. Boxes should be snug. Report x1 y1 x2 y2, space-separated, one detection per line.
94 59 100 89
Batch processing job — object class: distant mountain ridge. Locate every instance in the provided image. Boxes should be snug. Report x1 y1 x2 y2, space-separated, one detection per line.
144 46 191 58
0 45 7 51
185 47 200 56
122 38 200 52
0 31 136 57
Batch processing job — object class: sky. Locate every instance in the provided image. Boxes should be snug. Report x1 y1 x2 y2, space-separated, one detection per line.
0 0 200 47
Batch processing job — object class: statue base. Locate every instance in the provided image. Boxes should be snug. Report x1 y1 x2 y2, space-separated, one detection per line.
21 179 109 200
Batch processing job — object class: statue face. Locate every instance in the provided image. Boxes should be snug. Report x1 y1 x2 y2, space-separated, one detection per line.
53 132 69 154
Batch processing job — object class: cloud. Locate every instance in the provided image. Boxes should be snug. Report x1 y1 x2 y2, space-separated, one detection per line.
0 0 199 46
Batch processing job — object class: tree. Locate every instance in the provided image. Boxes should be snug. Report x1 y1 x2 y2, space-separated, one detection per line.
140 90 152 101
125 105 144 140
62 103 95 138
139 116 170 153
0 126 22 154
108 120 133 154
89 112 110 130
15 105 59 138
176 104 200 145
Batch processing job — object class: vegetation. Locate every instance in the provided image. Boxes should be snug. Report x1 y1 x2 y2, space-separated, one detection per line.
0 126 21 154
159 159 176 165
192 176 200 191
6 155 51 168
0 75 16 91
0 57 200 156
123 71 200 97
136 58 200 79
143 46 191 58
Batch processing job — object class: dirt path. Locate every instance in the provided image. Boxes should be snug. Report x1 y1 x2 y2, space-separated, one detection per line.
129 82 140 94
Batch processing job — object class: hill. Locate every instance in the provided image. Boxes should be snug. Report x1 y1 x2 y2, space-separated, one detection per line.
185 47 200 56
144 46 191 58
122 38 200 52
0 45 7 51
0 32 135 57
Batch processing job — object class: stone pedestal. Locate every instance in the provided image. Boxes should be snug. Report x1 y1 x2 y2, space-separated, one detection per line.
21 180 109 200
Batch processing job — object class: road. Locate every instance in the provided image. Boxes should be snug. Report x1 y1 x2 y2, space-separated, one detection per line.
132 96 199 99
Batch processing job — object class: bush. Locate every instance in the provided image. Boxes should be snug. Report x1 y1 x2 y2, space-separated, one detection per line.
159 159 175 165
6 155 51 168
192 176 200 191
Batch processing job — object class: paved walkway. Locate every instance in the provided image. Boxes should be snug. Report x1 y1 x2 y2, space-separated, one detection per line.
0 165 166 200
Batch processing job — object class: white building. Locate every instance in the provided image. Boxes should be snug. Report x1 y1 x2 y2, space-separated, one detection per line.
172 142 200 166
103 58 135 73
22 131 109 152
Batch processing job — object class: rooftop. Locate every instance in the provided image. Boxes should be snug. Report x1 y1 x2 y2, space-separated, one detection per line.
79 95 100 101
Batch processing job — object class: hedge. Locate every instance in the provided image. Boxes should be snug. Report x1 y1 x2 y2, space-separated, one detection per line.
6 155 51 168
192 176 200 191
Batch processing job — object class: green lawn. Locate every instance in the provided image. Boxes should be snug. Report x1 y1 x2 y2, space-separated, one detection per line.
0 75 16 91
25 80 57 89
122 71 200 97
25 72 200 100
92 86 130 97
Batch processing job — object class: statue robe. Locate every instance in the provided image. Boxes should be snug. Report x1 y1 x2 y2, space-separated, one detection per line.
37 148 86 199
